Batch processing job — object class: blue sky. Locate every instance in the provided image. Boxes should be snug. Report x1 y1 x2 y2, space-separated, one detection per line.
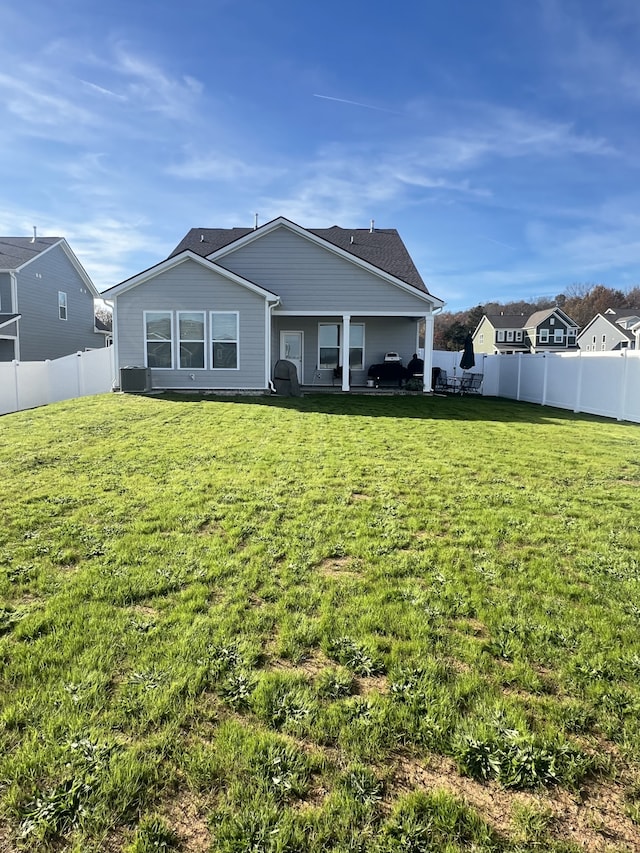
1 0 640 311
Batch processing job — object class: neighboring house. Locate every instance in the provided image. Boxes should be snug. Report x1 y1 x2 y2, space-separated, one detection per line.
103 216 444 392
0 234 104 361
577 308 640 352
473 308 579 355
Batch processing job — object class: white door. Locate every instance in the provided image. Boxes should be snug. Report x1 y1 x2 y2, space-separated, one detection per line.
280 331 303 382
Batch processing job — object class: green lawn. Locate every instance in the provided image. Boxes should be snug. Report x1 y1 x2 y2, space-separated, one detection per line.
1 392 640 852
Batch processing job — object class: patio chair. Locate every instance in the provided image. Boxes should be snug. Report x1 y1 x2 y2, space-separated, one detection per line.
460 372 483 394
434 369 449 392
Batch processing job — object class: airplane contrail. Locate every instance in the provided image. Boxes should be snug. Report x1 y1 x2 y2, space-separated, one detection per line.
313 94 401 114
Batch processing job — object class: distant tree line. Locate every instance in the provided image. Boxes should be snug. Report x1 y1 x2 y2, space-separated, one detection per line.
434 284 640 351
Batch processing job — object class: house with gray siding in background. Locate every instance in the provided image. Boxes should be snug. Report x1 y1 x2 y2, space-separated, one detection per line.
578 308 639 352
103 216 443 393
0 234 104 361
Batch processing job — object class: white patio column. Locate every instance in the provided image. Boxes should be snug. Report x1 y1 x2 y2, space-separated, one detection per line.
423 314 434 391
342 314 351 391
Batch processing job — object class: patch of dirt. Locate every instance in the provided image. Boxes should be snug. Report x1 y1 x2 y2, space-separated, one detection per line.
162 792 211 853
0 821 16 853
350 492 370 501
131 604 159 617
389 753 640 852
197 520 224 536
354 673 388 695
317 556 361 578
269 649 333 678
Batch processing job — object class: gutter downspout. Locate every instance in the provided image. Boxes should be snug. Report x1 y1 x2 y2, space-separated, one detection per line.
266 298 281 391
103 299 118 390
10 273 20 361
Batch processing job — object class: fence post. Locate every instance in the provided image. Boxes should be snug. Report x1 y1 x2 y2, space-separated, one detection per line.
618 350 629 422
542 354 548 406
516 353 522 400
12 360 20 412
77 351 85 397
574 351 583 414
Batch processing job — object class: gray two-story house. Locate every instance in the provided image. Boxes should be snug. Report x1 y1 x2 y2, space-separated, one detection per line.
0 235 104 361
578 308 640 352
473 307 579 355
103 216 444 392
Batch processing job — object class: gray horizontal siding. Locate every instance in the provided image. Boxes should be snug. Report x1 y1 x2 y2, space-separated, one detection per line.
272 316 420 385
116 259 267 390
0 273 12 312
16 244 101 360
217 227 433 314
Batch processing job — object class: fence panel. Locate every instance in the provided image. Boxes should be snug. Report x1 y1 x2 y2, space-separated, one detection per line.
0 348 114 416
432 349 639 423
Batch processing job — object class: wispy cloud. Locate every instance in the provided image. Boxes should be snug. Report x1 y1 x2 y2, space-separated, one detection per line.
167 149 284 182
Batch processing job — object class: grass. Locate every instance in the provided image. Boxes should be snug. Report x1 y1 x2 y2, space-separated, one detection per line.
0 391 639 851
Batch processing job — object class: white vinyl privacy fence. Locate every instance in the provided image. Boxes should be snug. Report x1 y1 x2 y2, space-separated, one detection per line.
432 349 640 423
0 347 115 416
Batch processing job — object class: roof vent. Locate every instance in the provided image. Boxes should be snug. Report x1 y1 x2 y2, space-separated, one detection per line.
31 226 37 243
370 219 374 233
350 235 354 245
254 213 259 230
200 234 204 242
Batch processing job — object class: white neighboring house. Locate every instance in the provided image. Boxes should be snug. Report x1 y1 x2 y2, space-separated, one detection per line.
0 233 105 362
577 308 640 352
103 216 444 392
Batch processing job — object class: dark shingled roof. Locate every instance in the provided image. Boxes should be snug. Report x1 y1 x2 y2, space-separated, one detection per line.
0 237 61 269
170 223 430 293
485 314 529 329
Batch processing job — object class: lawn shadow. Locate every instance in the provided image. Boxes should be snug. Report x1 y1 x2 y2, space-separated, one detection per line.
149 392 617 425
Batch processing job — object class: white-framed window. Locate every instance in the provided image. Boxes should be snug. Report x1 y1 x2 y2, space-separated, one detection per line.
178 311 205 369
58 291 67 321
539 328 549 343
506 330 514 341
592 335 597 344
348 323 365 369
496 330 505 342
317 322 365 369
479 333 484 344
319 323 340 368
550 317 555 325
145 311 173 368
621 341 629 348
211 312 238 369
515 330 523 341
602 334 607 343
554 328 564 343
601 343 606 351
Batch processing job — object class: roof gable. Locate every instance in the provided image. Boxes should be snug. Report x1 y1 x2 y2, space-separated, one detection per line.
0 237 99 297
578 312 635 341
170 216 441 304
0 237 61 270
103 250 280 300
525 307 578 329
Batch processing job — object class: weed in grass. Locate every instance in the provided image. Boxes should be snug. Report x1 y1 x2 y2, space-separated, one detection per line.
326 636 385 676
124 815 179 853
218 671 256 710
250 672 316 732
316 666 355 700
338 764 384 806
511 801 554 846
